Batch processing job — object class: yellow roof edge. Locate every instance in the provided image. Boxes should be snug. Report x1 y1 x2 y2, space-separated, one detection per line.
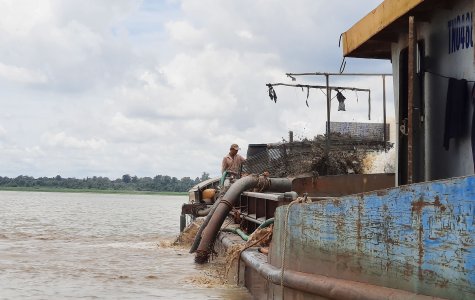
342 0 425 58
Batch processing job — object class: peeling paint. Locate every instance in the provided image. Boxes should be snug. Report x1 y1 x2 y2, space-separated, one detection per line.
271 175 475 299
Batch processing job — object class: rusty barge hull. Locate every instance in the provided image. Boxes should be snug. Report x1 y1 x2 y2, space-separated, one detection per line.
215 174 475 299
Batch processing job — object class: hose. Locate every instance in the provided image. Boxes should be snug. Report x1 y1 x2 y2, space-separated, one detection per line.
222 217 274 241
257 218 274 229
219 171 228 187
222 227 249 241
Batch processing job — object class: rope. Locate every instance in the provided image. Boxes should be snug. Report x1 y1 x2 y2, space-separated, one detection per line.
221 218 235 230
220 199 234 210
236 228 273 285
255 175 270 192
280 197 304 298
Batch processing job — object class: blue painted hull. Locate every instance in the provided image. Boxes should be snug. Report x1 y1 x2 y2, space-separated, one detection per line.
270 175 475 299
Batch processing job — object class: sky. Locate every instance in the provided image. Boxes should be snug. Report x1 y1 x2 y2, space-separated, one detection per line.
0 0 393 180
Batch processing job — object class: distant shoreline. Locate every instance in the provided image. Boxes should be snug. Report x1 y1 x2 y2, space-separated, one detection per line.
0 187 187 196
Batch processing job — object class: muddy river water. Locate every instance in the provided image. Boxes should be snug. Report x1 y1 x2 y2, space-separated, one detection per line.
0 191 251 299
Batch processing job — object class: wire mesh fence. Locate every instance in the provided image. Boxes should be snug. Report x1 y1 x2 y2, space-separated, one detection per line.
242 135 392 178
242 142 316 177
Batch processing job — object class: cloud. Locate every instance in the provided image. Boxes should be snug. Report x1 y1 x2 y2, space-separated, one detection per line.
0 63 48 84
165 20 205 45
0 0 52 36
0 125 6 140
0 0 139 93
0 0 393 179
42 132 106 150
236 30 254 40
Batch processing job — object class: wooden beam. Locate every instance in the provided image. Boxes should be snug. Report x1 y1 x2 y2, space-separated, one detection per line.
342 0 425 58
372 31 400 43
349 41 393 59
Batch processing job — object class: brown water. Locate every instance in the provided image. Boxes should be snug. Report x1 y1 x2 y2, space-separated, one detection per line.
0 191 251 299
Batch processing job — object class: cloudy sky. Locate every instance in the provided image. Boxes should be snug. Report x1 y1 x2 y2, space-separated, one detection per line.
0 0 393 180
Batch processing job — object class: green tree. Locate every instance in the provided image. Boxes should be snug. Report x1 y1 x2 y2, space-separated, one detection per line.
200 172 210 181
122 174 131 183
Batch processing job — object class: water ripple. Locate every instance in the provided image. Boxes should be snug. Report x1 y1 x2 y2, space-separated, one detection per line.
0 191 251 299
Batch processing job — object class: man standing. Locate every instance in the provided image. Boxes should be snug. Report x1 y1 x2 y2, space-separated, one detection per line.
221 143 246 176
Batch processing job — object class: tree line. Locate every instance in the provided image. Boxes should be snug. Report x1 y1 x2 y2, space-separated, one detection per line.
0 172 211 193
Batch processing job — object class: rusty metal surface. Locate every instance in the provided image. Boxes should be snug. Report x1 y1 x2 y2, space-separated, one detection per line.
408 15 416 184
291 173 395 197
243 260 269 300
240 248 444 300
270 175 475 299
181 203 205 215
236 174 394 235
233 180 292 234
237 192 286 234
194 176 292 263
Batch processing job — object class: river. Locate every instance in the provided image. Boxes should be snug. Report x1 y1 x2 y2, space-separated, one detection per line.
0 191 251 299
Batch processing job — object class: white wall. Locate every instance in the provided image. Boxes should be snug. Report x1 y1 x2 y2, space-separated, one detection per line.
392 0 475 181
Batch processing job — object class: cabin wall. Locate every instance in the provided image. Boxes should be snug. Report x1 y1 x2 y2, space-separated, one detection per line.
392 0 475 182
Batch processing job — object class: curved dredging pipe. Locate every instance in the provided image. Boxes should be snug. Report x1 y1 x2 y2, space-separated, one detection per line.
195 207 212 217
194 175 291 263
194 175 259 261
189 197 222 253
181 206 214 232
241 250 444 300
180 213 186 232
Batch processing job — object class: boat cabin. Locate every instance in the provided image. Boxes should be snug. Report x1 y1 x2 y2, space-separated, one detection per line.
342 0 475 184
183 2 475 298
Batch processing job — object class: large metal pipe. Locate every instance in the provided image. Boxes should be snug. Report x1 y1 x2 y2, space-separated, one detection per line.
195 207 212 217
194 175 291 263
194 175 260 263
180 214 186 232
189 196 222 253
267 178 294 193
239 249 444 300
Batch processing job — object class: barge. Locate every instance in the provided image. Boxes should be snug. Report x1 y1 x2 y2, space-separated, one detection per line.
180 0 475 299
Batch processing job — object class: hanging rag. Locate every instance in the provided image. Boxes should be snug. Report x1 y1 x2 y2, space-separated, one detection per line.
336 90 346 111
444 78 468 150
267 85 277 103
